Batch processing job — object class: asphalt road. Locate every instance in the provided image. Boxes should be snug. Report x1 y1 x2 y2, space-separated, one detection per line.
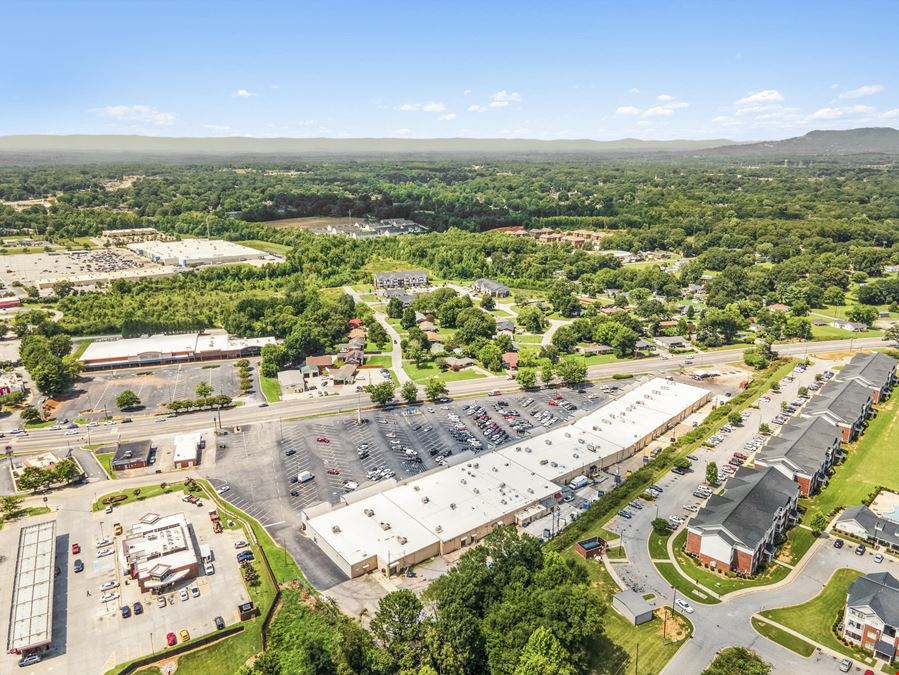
3 336 884 458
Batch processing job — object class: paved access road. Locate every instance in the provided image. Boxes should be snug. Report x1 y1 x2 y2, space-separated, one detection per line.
605 356 892 674
4 337 884 459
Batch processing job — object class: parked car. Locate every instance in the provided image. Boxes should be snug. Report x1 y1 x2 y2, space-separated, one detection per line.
73 559 84 573
71 543 81 554
855 544 866 555
618 510 632 519
234 540 249 549
839 659 852 672
120 605 131 618
833 539 844 549
100 592 119 603
133 601 143 615
316 437 330 443
99 581 119 591
179 589 189 601
675 599 694 614
18 655 42 667
166 632 177 646
214 616 225 630
157 596 167 608
180 628 190 642
875 553 884 563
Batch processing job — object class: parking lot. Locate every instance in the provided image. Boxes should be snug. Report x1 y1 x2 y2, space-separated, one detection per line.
55 360 248 419
0 492 251 675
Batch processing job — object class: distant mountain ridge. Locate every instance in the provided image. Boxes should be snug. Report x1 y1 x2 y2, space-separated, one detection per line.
0 128 896 163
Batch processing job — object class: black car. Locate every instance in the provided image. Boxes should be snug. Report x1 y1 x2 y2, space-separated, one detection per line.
290 490 300 497
285 449 296 456
73 559 84 573
289 476 299 484
133 601 143 615
214 616 225 630
121 605 131 618
833 539 844 549
855 544 866 555
618 510 632 519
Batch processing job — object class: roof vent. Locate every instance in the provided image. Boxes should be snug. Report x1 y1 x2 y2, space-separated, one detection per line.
422 496 429 504
449 503 456 510
380 522 391 531
331 526 341 534
413 485 420 491
461 478 467 485
397 536 408 545
545 439 552 445
473 488 479 494
364 508 375 517
435 525 443 533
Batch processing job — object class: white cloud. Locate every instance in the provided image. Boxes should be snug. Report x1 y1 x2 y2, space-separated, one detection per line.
628 87 640 94
468 104 487 113
438 112 457 121
397 101 446 113
657 94 675 102
233 89 257 98
636 120 653 127
664 100 689 110
735 90 784 106
642 106 674 117
615 106 641 116
92 104 175 126
488 90 522 108
881 109 899 119
839 84 884 99
463 89 472 95
271 84 280 90
807 105 874 120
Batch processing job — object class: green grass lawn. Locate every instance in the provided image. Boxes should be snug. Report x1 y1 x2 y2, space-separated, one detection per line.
571 555 693 675
364 354 393 368
92 482 188 511
72 339 92 360
352 283 375 294
654 562 721 604
811 324 882 340
24 420 56 429
403 360 487 384
583 353 622 366
648 531 672 560
671 529 792 595
751 617 815 657
802 396 899 525
760 569 873 664
777 526 818 566
259 375 282 402
236 239 292 256
606 544 626 560
515 334 544 344
489 308 512 318
359 293 379 303
95 451 116 478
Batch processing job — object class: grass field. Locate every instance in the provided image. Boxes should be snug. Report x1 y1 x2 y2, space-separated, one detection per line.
583 353 622 366
515 334 544 344
751 617 816 657
811 324 882 340
364 354 393 368
777 526 818 566
92 482 187 511
654 562 722 604
403 360 487 384
260 215 350 229
648 530 671 559
801 396 899 524
574 556 693 675
760 568 873 664
259 375 282 402
606 544 626 560
24 420 56 429
236 239 292 256
95 451 116 478
671 529 792 595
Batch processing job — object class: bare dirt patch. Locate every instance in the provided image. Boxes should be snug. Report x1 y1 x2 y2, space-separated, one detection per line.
656 607 689 641
260 216 352 229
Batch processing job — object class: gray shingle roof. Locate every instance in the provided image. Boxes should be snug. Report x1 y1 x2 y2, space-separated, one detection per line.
803 379 872 425
848 572 899 627
838 352 897 391
690 466 797 550
837 505 899 548
755 416 840 476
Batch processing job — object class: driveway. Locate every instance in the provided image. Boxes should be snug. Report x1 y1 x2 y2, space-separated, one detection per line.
344 286 410 384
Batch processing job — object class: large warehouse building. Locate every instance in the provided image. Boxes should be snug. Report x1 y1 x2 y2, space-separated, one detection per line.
303 378 710 578
126 239 269 267
6 521 56 656
79 331 275 369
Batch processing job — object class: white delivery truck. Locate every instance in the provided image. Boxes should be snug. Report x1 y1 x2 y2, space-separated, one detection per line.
568 475 589 491
298 470 315 483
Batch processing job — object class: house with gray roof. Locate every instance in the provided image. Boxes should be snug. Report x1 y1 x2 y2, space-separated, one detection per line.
472 279 510 297
753 416 841 496
373 270 428 290
495 317 515 333
653 335 689 350
843 572 899 663
383 289 415 307
835 505 899 552
685 466 799 574
802 378 873 442
837 352 897 403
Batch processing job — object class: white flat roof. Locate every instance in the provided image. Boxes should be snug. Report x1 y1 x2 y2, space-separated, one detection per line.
81 333 199 362
497 425 624 481
173 433 201 463
7 521 56 652
384 453 558 543
127 239 266 262
308 494 438 568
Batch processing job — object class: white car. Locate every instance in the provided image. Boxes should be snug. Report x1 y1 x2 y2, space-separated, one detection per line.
216 485 230 495
234 540 249 549
99 581 119 591
100 592 119 603
205 563 215 575
97 548 114 558
179 589 189 601
95 538 113 548
64 430 79 435
675 599 694 614
190 585 200 598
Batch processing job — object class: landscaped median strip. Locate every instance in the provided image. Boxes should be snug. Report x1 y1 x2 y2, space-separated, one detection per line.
750 616 815 658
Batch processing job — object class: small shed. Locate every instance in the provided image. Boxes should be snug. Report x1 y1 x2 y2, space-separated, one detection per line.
612 590 654 626
574 536 606 560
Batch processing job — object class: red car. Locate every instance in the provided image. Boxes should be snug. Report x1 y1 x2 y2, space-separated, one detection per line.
71 543 81 555
166 632 177 646
316 437 330 443
548 400 559 406
326 467 340 475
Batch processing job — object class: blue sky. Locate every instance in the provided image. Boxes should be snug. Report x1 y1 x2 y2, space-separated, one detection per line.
3 1 898 140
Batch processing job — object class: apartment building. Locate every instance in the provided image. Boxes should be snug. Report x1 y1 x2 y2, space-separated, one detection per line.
753 416 841 496
843 572 899 663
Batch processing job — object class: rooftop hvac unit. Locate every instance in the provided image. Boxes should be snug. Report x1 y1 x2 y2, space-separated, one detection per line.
637 400 645 405
380 522 391 531
449 503 456 510
364 509 375 517
473 463 479 469
413 485 420 491
515 446 522 452
564 432 571 438
331 526 341 534
397 536 407 545
473 488 479 494
525 447 532 453
550 461 558 468
578 438 585 444
545 439 552 445
540 459 548 465
422 496 429 504
499 482 506 488
492 467 498 472
435 525 443 533
573 453 579 459
527 488 534 494
501 499 507 505
461 478 467 484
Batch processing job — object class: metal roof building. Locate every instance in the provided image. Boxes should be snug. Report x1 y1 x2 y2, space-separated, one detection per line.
7 521 56 654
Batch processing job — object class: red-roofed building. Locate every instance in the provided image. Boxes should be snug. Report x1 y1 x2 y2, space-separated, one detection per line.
348 318 363 329
767 303 790 313
502 352 519 369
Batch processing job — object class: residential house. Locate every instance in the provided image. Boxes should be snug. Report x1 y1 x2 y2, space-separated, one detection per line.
767 303 790 313
383 289 415 307
634 339 654 351
802 379 874 442
347 336 367 350
331 363 358 384
472 279 511 297
430 342 446 355
425 331 441 343
305 355 334 370
843 572 899 663
348 327 366 339
373 270 429 290
831 319 869 332
418 321 438 333
443 357 476 371
502 352 519 370
576 343 613 356
495 318 515 333
342 349 365 365
835 505 899 553
753 416 841 496
653 335 689 350
612 590 654 626
685 466 799 574
836 352 897 403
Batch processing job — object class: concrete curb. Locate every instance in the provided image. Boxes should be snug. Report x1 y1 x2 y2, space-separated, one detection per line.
666 528 723 600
